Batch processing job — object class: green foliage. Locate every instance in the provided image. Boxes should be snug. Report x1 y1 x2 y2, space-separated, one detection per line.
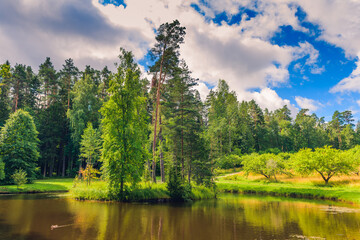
68 74 102 146
80 122 101 165
0 62 11 126
79 164 100 186
0 110 39 183
0 160 4 180
242 153 285 181
11 169 27 188
217 154 242 169
292 146 357 183
167 165 191 201
101 48 148 199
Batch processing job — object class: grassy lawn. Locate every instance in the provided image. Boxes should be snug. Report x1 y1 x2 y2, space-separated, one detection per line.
216 172 360 204
0 178 74 194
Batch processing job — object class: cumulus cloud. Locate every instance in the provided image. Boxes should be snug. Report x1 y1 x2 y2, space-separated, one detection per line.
0 0 151 70
292 0 360 93
194 81 211 101
243 88 298 117
295 96 323 112
0 0 332 112
330 61 360 93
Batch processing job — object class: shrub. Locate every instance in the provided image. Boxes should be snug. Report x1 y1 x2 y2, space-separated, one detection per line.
12 169 27 189
167 166 190 201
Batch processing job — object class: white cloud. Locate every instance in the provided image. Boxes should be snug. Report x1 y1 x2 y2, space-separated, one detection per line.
357 100 360 107
194 81 211 101
292 0 360 94
0 0 152 70
330 60 360 93
243 88 298 117
0 0 339 115
295 96 322 112
94 0 316 109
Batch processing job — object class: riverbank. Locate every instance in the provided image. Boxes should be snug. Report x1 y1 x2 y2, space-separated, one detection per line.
0 178 73 194
5 175 360 204
70 181 216 202
217 174 360 204
0 178 215 201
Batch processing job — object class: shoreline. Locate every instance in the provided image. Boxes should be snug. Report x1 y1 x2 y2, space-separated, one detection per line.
3 178 360 205
217 180 360 204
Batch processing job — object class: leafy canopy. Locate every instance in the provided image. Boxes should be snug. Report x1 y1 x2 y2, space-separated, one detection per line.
101 48 148 198
0 109 39 183
291 146 356 183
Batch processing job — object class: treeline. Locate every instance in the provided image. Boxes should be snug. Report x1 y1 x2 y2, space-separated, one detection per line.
1 20 360 192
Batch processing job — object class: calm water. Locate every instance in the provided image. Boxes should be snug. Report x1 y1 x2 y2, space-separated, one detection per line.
1 193 360 240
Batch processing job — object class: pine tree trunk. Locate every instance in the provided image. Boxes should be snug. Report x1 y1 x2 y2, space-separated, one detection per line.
62 153 66 177
188 165 191 183
43 160 47 177
181 128 184 180
49 156 54 177
152 45 166 183
159 117 165 182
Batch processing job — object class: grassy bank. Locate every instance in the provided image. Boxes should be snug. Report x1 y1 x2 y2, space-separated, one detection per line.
0 178 73 194
217 173 360 204
70 180 216 202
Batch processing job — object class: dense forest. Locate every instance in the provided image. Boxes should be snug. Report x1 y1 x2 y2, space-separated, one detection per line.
1 20 360 196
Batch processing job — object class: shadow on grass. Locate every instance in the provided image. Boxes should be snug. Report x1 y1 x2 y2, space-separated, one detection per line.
0 183 70 194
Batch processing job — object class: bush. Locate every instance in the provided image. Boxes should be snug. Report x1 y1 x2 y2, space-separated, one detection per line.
167 166 190 201
12 169 27 189
217 154 242 169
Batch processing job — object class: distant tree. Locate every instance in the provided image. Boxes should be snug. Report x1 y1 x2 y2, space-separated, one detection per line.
68 74 102 147
101 48 148 198
80 122 102 166
0 62 11 126
0 110 39 183
38 57 58 108
328 111 344 149
59 58 79 110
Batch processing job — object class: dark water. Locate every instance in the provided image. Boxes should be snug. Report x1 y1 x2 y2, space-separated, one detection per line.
1 193 360 240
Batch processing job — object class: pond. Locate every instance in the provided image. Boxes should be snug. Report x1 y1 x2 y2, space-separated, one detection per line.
0 193 359 240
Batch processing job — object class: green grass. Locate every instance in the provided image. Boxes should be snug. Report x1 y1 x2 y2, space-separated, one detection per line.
216 177 360 204
0 178 73 194
70 180 216 202
70 180 110 200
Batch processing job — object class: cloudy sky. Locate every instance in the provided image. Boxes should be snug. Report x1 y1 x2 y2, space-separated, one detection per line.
1 0 360 120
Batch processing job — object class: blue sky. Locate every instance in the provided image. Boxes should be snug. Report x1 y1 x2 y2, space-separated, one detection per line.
0 0 360 121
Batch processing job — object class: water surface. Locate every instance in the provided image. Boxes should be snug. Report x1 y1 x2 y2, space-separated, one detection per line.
0 193 359 240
